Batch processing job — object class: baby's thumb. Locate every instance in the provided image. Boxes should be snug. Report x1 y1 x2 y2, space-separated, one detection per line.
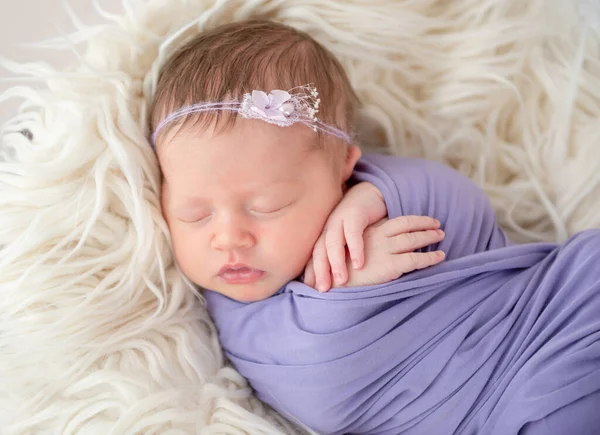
303 259 316 287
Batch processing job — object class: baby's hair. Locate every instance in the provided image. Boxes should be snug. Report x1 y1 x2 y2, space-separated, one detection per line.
150 20 359 149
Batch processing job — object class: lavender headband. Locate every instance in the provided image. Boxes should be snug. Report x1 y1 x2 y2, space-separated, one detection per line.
151 85 352 145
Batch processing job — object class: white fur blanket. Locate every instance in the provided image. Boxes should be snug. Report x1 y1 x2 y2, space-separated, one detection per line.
1 0 599 433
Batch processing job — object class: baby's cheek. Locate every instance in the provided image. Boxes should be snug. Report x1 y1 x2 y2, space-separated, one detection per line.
264 219 316 274
171 227 206 280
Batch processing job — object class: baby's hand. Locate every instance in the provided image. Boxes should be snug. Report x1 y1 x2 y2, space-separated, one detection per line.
304 216 446 290
305 182 387 292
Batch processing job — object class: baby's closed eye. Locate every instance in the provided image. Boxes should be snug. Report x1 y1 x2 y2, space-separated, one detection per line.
178 212 212 224
249 200 295 215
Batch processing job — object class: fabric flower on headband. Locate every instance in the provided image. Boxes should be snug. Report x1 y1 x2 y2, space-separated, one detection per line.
240 85 320 129
248 90 293 122
151 84 348 145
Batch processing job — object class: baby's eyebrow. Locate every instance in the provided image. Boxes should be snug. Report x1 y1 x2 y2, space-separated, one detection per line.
179 197 208 207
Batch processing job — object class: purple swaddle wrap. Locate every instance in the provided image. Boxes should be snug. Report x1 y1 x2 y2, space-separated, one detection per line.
204 154 600 434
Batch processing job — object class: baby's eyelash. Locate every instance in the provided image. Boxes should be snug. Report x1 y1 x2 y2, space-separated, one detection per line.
179 214 212 224
250 206 285 214
250 202 293 215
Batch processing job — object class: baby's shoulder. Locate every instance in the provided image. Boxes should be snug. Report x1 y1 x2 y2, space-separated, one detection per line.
358 153 469 185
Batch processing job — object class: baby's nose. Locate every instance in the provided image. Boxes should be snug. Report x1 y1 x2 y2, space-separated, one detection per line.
211 220 255 251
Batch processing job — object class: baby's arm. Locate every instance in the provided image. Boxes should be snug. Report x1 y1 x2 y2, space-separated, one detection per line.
353 155 512 260
305 154 511 291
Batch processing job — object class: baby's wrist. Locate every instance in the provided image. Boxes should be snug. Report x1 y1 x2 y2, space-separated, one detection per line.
361 182 384 202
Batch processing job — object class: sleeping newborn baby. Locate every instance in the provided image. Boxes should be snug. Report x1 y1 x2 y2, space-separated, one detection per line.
151 20 600 435
151 20 446 301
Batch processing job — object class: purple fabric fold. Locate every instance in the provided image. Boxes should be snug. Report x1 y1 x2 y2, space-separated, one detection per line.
204 155 600 434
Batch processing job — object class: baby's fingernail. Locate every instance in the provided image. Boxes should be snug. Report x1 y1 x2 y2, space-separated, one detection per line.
437 229 445 236
352 259 360 269
334 273 344 285
437 251 445 259
434 219 440 226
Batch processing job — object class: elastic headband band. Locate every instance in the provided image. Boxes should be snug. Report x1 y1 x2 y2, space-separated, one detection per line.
151 85 352 145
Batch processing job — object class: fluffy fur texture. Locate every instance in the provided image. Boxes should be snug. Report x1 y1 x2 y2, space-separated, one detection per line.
1 0 599 433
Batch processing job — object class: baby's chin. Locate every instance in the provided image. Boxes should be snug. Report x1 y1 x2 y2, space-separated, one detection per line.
203 273 298 302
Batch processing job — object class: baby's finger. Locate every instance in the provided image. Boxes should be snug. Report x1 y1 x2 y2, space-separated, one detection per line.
324 224 348 286
388 229 445 254
383 215 441 236
312 237 332 292
303 258 316 288
343 217 367 270
393 250 446 275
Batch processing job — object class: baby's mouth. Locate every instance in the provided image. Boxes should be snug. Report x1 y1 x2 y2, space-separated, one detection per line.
218 264 266 284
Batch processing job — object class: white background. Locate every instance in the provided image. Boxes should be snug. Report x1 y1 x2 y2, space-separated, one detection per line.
0 0 122 124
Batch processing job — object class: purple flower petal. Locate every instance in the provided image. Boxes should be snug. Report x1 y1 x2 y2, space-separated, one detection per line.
250 106 268 118
268 90 291 108
251 90 269 110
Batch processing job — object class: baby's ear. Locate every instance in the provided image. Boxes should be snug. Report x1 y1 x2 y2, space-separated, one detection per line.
341 145 362 182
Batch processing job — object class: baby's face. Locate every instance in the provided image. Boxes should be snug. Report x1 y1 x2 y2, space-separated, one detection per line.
158 119 350 301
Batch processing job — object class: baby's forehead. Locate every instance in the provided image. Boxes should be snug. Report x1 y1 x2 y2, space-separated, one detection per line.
158 122 324 188
163 160 306 206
